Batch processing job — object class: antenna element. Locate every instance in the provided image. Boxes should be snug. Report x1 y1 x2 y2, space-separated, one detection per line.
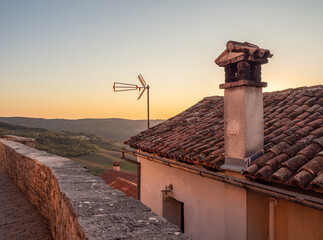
113 75 150 128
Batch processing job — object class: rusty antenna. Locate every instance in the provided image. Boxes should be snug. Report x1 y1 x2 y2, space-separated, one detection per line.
113 74 150 128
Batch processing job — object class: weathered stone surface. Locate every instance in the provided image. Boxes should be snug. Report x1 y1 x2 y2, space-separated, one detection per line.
79 213 187 240
1 135 35 147
0 138 190 240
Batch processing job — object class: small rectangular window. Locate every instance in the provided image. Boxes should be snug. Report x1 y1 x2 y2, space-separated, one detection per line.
163 197 184 233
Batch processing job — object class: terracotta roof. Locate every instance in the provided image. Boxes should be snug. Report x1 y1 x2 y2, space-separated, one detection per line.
100 169 137 185
109 177 137 198
126 85 323 193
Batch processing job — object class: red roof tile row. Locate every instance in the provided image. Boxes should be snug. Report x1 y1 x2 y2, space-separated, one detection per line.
126 85 323 193
100 169 137 184
109 177 137 198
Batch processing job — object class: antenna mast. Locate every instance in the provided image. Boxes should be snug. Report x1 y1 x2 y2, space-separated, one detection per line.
113 74 150 129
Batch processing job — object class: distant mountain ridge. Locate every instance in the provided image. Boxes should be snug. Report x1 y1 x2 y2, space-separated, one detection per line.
0 117 164 141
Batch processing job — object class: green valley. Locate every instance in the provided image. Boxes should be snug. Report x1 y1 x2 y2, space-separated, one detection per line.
0 121 137 176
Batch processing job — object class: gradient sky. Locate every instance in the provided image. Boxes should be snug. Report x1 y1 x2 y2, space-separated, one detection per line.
1 0 322 120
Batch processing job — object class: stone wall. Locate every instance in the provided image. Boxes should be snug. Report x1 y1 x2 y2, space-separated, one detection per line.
0 138 189 240
1 135 35 147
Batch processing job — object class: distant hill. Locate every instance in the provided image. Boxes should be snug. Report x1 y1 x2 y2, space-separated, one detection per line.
0 117 164 141
0 121 138 175
0 121 108 157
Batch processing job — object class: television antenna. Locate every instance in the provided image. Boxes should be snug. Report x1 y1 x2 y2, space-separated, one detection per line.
113 74 150 129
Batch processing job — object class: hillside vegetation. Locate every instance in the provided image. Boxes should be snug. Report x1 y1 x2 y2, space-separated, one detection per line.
0 117 164 141
0 121 136 175
0 121 119 156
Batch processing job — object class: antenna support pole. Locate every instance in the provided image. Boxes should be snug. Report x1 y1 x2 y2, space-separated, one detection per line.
147 85 150 129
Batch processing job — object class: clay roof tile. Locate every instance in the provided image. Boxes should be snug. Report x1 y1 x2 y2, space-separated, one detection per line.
253 152 276 166
296 111 311 120
243 164 260 177
311 127 323 138
280 154 309 172
255 165 274 180
269 134 288 145
298 143 322 159
317 98 323 106
295 118 312 128
288 170 315 189
270 167 293 183
306 104 321 113
294 96 311 105
298 155 323 175
210 155 225 169
283 142 307 157
269 142 290 156
284 104 299 114
283 133 303 145
306 173 323 193
265 153 289 170
126 85 323 193
307 118 323 129
304 97 318 107
314 137 323 148
296 126 314 137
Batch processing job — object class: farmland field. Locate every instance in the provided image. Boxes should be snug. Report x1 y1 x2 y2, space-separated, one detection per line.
0 120 138 176
71 149 137 176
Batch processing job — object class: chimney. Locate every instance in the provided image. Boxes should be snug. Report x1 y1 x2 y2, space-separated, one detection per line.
215 41 273 172
113 161 120 171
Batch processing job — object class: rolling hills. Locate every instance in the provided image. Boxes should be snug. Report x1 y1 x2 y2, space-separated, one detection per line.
0 121 138 175
0 117 164 141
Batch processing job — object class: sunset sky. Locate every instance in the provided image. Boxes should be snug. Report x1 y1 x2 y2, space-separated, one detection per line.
1 0 322 120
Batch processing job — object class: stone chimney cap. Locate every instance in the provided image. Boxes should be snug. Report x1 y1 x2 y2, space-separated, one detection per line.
215 41 273 67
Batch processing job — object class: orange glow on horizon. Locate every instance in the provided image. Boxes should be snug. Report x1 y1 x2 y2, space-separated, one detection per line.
0 1 322 120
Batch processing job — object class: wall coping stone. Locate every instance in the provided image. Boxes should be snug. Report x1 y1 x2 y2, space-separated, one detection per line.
1 135 35 147
0 138 190 240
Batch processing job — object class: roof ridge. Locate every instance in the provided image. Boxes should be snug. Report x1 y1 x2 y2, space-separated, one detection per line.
264 85 323 96
204 85 323 99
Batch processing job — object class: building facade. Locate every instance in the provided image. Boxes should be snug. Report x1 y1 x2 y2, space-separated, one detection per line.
125 41 323 240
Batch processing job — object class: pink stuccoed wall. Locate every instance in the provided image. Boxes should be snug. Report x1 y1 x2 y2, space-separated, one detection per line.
139 153 323 240
138 155 248 240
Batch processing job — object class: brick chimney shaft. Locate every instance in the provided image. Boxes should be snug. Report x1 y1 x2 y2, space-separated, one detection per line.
215 41 272 172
